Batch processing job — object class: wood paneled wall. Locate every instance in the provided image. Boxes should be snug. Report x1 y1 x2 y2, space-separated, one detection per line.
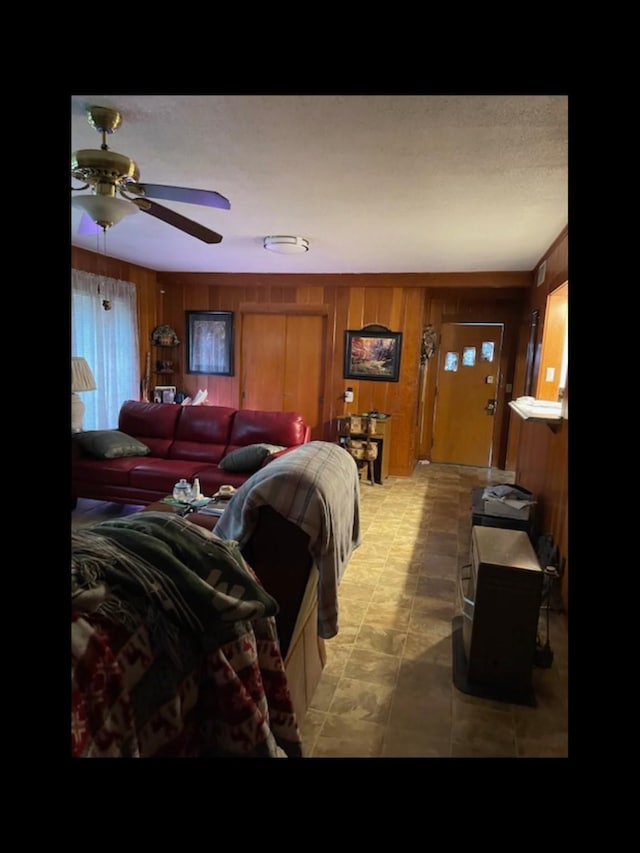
168 275 426 476
507 227 569 611
72 240 568 612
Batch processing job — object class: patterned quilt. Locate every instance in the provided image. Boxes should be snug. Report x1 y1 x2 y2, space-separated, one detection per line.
71 512 303 758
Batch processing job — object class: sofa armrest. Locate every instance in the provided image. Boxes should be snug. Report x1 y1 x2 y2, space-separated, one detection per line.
71 433 84 461
240 505 313 657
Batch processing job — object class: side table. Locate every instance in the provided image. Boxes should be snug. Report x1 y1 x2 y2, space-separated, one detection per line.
337 415 391 484
140 499 221 532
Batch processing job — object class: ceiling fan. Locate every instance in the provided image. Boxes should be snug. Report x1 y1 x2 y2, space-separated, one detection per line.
71 105 230 243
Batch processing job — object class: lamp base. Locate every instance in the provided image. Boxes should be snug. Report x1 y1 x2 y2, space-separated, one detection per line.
71 393 85 433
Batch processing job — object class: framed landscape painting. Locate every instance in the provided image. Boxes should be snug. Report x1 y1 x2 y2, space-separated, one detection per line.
344 330 402 382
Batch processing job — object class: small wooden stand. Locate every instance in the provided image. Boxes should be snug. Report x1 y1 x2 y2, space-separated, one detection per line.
338 416 380 485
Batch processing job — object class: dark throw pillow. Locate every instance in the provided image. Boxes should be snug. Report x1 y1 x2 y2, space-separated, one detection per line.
75 430 151 460
219 443 286 473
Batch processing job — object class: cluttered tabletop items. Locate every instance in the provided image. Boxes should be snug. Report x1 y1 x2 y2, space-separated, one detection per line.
163 479 237 517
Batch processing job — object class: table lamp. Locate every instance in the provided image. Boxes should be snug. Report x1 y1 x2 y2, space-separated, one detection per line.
71 356 97 433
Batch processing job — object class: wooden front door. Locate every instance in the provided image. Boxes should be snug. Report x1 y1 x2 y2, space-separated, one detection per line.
431 323 503 466
240 312 325 437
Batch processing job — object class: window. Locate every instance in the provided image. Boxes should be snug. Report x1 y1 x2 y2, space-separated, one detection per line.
462 347 476 367
481 341 494 362
71 270 140 430
444 352 459 372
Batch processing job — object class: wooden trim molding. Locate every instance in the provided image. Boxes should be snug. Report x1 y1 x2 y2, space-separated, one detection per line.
158 271 531 289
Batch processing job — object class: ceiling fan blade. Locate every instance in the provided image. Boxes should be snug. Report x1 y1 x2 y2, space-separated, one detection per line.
133 199 223 244
126 183 231 210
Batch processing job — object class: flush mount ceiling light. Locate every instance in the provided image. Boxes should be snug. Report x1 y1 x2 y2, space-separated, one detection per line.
263 235 309 254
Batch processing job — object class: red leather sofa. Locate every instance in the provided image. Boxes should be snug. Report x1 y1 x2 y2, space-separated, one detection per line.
71 400 311 506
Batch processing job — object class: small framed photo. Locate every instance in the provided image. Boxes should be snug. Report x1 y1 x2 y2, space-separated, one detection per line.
186 311 234 375
344 329 403 382
153 385 176 404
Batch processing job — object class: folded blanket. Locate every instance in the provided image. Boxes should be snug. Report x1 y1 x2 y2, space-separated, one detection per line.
214 441 361 639
71 512 302 758
72 511 277 659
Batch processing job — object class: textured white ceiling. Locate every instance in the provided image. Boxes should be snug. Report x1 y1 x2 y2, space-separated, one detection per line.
70 94 568 274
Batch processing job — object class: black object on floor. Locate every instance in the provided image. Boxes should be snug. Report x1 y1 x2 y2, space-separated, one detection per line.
451 616 537 707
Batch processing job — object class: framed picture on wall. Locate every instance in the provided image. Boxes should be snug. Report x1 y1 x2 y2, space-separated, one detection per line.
153 385 176 403
185 311 234 375
344 329 403 382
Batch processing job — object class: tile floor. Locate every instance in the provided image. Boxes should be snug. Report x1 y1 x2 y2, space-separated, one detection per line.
71 461 569 759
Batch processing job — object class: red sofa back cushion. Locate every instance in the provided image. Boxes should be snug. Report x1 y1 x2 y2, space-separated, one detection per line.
119 400 182 458
168 405 237 462
227 410 309 451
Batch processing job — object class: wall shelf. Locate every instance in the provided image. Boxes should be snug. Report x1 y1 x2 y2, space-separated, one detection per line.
508 399 563 432
153 343 179 379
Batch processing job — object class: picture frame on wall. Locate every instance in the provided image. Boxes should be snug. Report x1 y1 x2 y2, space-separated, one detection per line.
344 329 403 382
186 311 234 375
153 385 176 403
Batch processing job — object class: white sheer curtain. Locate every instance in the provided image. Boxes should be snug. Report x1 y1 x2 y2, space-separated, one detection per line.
71 269 140 430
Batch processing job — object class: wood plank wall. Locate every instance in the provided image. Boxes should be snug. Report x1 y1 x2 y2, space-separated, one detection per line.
72 240 568 612
507 228 569 612
161 274 428 476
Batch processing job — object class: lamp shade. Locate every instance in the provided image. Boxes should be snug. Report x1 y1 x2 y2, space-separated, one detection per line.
72 194 138 229
71 357 96 433
71 357 97 392
263 235 309 254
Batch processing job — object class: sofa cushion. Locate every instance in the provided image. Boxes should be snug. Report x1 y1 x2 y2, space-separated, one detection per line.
128 459 212 491
168 405 236 462
228 410 308 448
219 443 286 473
72 455 144 485
119 400 183 458
75 430 151 459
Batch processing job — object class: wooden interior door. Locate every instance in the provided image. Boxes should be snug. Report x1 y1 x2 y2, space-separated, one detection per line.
240 313 325 436
431 323 503 466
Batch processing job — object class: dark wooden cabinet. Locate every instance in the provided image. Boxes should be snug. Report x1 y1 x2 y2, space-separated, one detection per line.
461 526 542 698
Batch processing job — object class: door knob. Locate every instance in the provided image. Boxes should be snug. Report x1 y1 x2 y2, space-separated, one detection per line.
485 399 496 415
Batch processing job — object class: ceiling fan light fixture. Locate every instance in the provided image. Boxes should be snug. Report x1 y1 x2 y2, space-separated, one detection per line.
72 194 138 229
263 235 309 255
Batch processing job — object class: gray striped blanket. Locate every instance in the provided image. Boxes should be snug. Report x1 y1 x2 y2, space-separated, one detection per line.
214 441 361 639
